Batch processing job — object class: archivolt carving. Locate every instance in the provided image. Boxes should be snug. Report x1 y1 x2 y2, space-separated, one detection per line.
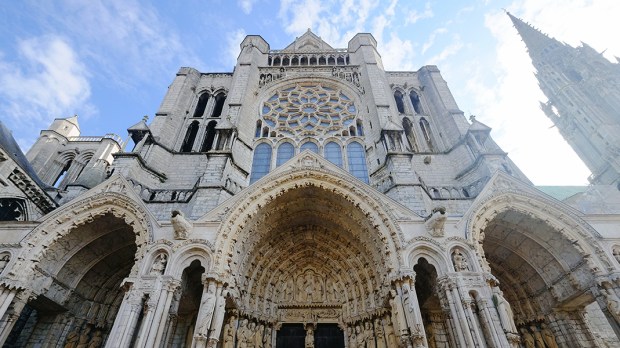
8 192 152 286
213 167 403 322
468 190 612 273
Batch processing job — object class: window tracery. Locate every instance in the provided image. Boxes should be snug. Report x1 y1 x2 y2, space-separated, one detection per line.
260 84 358 138
0 198 27 221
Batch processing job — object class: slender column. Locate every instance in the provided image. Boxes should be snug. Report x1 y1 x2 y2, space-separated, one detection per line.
135 293 158 347
476 298 508 347
450 287 475 347
144 277 181 347
117 296 147 347
0 287 30 345
389 287 409 340
192 278 218 348
463 298 486 347
441 280 466 348
401 275 427 346
207 283 227 347
106 282 141 347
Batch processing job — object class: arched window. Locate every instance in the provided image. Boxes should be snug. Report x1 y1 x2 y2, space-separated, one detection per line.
249 143 272 184
255 120 262 138
349 126 356 136
180 121 199 152
356 119 364 136
193 93 210 118
273 57 281 66
300 142 318 153
211 93 226 118
325 142 343 167
328 56 335 65
402 117 417 152
276 142 294 167
0 198 27 221
53 159 72 188
420 118 434 151
394 91 405 114
201 121 217 152
292 57 299 65
347 142 369 184
409 91 423 114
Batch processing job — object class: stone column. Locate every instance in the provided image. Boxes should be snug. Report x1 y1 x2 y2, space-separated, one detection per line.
145 277 181 347
400 275 427 346
207 283 227 347
439 278 468 347
389 287 409 340
476 297 514 347
0 287 31 345
106 282 143 348
462 298 486 347
192 277 219 348
596 280 620 337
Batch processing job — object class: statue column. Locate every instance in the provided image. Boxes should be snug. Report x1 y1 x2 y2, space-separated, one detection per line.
596 280 620 337
192 277 219 348
148 277 181 347
462 298 486 347
106 282 143 347
389 287 409 340
399 275 427 346
0 287 31 345
206 282 227 347
439 278 468 347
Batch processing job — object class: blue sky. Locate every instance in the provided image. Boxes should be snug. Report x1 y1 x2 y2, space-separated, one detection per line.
1 0 618 185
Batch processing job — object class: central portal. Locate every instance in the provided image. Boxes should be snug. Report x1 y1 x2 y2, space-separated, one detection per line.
276 324 344 348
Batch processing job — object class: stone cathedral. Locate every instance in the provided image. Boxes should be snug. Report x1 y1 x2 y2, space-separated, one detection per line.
1 15 620 348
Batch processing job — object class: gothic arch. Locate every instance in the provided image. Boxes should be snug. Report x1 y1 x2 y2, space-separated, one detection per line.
468 190 610 273
467 188 613 324
405 242 450 276
212 162 404 322
168 242 214 279
9 192 152 287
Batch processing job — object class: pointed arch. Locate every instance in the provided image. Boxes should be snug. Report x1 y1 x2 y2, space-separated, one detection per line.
180 121 199 152
394 90 405 114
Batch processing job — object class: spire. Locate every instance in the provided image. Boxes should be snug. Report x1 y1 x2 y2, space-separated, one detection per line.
507 12 563 61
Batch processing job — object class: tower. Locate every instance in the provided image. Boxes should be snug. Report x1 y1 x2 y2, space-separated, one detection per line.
508 12 620 186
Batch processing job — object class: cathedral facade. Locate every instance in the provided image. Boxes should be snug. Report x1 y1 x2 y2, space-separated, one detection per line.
1 20 620 348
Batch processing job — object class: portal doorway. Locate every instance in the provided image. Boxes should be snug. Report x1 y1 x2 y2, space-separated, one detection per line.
314 324 345 348
276 323 305 348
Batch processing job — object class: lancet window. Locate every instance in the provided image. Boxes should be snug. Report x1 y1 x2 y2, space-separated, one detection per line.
250 143 272 183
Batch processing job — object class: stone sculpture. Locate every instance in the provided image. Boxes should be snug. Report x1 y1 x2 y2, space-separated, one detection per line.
171 210 192 239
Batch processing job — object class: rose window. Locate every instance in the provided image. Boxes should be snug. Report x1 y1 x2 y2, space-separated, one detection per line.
261 84 357 137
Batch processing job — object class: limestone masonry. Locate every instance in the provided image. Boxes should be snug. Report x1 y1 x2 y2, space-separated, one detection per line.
0 14 620 348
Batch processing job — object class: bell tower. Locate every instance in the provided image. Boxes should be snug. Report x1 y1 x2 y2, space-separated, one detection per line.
509 12 620 186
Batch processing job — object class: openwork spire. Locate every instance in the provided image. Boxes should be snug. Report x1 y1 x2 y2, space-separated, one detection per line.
507 12 563 62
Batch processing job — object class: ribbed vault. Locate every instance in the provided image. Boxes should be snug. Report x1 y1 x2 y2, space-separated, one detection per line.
482 210 595 321
233 185 394 322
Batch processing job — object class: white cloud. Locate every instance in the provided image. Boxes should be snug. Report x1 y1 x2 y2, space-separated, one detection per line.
226 29 248 68
0 36 92 148
421 27 448 54
426 35 463 64
239 0 257 14
380 33 415 71
406 2 434 24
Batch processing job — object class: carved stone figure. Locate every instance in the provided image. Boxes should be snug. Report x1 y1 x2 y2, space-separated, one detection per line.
87 330 103 348
530 325 545 348
171 210 192 239
255 323 264 348
263 326 272 348
364 321 376 348
452 249 470 272
613 246 620 264
604 289 620 322
198 282 218 336
355 325 363 348
64 328 79 348
75 326 91 348
520 327 535 348
237 319 253 348
305 326 314 348
541 323 558 348
375 319 387 348
149 253 167 275
222 315 237 348
493 288 517 333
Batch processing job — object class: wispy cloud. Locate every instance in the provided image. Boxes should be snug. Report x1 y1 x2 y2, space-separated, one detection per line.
225 29 248 68
406 2 434 24
239 0 257 14
0 36 92 147
422 27 448 54
427 35 463 64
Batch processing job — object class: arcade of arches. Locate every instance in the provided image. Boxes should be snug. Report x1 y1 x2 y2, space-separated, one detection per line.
0 187 619 347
